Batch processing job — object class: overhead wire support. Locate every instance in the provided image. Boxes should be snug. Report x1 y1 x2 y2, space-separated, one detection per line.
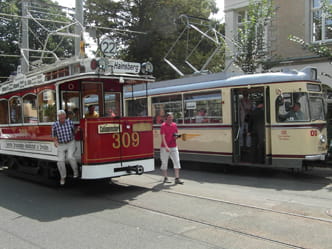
0 12 72 25
164 14 227 76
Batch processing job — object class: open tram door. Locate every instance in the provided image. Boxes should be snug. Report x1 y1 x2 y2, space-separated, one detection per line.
231 87 267 165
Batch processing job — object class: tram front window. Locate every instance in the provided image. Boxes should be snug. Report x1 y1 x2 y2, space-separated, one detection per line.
276 92 310 122
126 98 147 117
105 92 121 117
309 94 325 121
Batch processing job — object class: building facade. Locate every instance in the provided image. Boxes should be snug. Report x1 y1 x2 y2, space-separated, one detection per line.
224 0 332 86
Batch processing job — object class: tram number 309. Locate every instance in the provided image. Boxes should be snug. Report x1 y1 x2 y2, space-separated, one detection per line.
112 132 140 149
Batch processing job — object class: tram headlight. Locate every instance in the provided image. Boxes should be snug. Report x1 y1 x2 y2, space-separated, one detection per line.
320 134 327 144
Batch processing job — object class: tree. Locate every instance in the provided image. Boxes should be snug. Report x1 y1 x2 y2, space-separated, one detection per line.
232 0 275 73
84 0 223 80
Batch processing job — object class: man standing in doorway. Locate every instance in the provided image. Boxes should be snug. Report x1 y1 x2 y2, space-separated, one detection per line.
52 110 80 185
85 105 99 118
248 101 265 164
160 112 184 184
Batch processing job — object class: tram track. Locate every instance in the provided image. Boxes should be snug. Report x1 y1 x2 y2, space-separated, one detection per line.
109 177 332 248
161 189 332 224
116 175 332 225
106 194 313 249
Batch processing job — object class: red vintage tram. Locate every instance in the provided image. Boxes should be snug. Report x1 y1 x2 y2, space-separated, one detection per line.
0 57 155 183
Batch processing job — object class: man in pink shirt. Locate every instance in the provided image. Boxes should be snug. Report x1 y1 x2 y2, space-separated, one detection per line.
160 112 183 184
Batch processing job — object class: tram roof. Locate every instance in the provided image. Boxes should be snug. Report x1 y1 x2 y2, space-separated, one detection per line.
0 57 154 95
126 67 319 98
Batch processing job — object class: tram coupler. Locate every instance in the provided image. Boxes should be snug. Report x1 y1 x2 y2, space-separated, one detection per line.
126 165 144 175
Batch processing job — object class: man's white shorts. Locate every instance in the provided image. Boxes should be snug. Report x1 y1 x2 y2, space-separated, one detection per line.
160 147 181 170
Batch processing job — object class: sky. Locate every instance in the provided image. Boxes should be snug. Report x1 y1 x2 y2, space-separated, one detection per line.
56 0 225 21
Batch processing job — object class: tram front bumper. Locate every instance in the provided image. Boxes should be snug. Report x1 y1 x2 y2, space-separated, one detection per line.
305 154 326 161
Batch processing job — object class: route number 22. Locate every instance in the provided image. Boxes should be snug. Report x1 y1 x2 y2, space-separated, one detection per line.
100 37 117 56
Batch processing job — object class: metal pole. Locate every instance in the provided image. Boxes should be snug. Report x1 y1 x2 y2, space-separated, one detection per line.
75 0 84 57
21 0 29 73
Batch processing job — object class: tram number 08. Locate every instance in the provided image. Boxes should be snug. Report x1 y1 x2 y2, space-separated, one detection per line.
112 132 140 149
310 130 318 136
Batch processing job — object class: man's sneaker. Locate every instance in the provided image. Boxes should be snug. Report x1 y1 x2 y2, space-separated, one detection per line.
60 178 65 186
73 172 79 178
175 178 184 184
163 177 171 183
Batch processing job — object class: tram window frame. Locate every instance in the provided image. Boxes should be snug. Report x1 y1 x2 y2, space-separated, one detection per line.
9 96 23 124
0 99 9 124
104 92 121 117
37 90 56 123
126 97 147 117
22 93 38 124
61 91 80 121
276 92 310 122
183 90 222 124
152 94 182 124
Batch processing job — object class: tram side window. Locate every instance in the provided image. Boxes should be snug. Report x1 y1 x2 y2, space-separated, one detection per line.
184 91 222 123
152 95 182 124
9 97 22 124
62 92 80 121
105 92 121 117
23 94 38 123
38 90 56 122
309 94 325 121
126 98 147 117
276 92 310 122
0 99 9 124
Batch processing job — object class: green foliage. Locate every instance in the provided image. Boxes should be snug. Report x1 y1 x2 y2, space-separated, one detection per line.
289 35 332 59
84 0 224 80
233 0 275 73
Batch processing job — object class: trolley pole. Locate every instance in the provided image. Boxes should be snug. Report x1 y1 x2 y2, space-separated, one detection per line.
21 0 29 73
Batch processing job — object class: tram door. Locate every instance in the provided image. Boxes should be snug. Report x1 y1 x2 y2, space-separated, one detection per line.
82 82 103 117
231 87 266 164
231 89 241 163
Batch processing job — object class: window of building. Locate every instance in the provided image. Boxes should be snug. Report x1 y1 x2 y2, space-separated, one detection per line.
0 99 9 124
312 0 332 42
152 95 182 124
184 91 222 123
236 8 268 52
23 94 38 123
9 97 22 124
38 90 56 123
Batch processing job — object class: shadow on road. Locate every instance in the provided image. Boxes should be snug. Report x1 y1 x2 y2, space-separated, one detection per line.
0 168 149 222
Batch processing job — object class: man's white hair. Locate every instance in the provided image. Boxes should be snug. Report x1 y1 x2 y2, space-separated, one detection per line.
57 109 66 116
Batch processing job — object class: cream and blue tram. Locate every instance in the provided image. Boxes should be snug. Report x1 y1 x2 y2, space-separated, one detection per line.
125 67 327 170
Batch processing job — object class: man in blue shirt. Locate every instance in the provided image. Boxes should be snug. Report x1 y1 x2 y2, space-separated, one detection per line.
52 110 79 185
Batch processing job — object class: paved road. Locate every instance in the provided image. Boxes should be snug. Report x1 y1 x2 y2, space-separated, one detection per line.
0 166 331 249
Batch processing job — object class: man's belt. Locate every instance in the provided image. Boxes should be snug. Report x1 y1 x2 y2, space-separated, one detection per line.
59 139 73 144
